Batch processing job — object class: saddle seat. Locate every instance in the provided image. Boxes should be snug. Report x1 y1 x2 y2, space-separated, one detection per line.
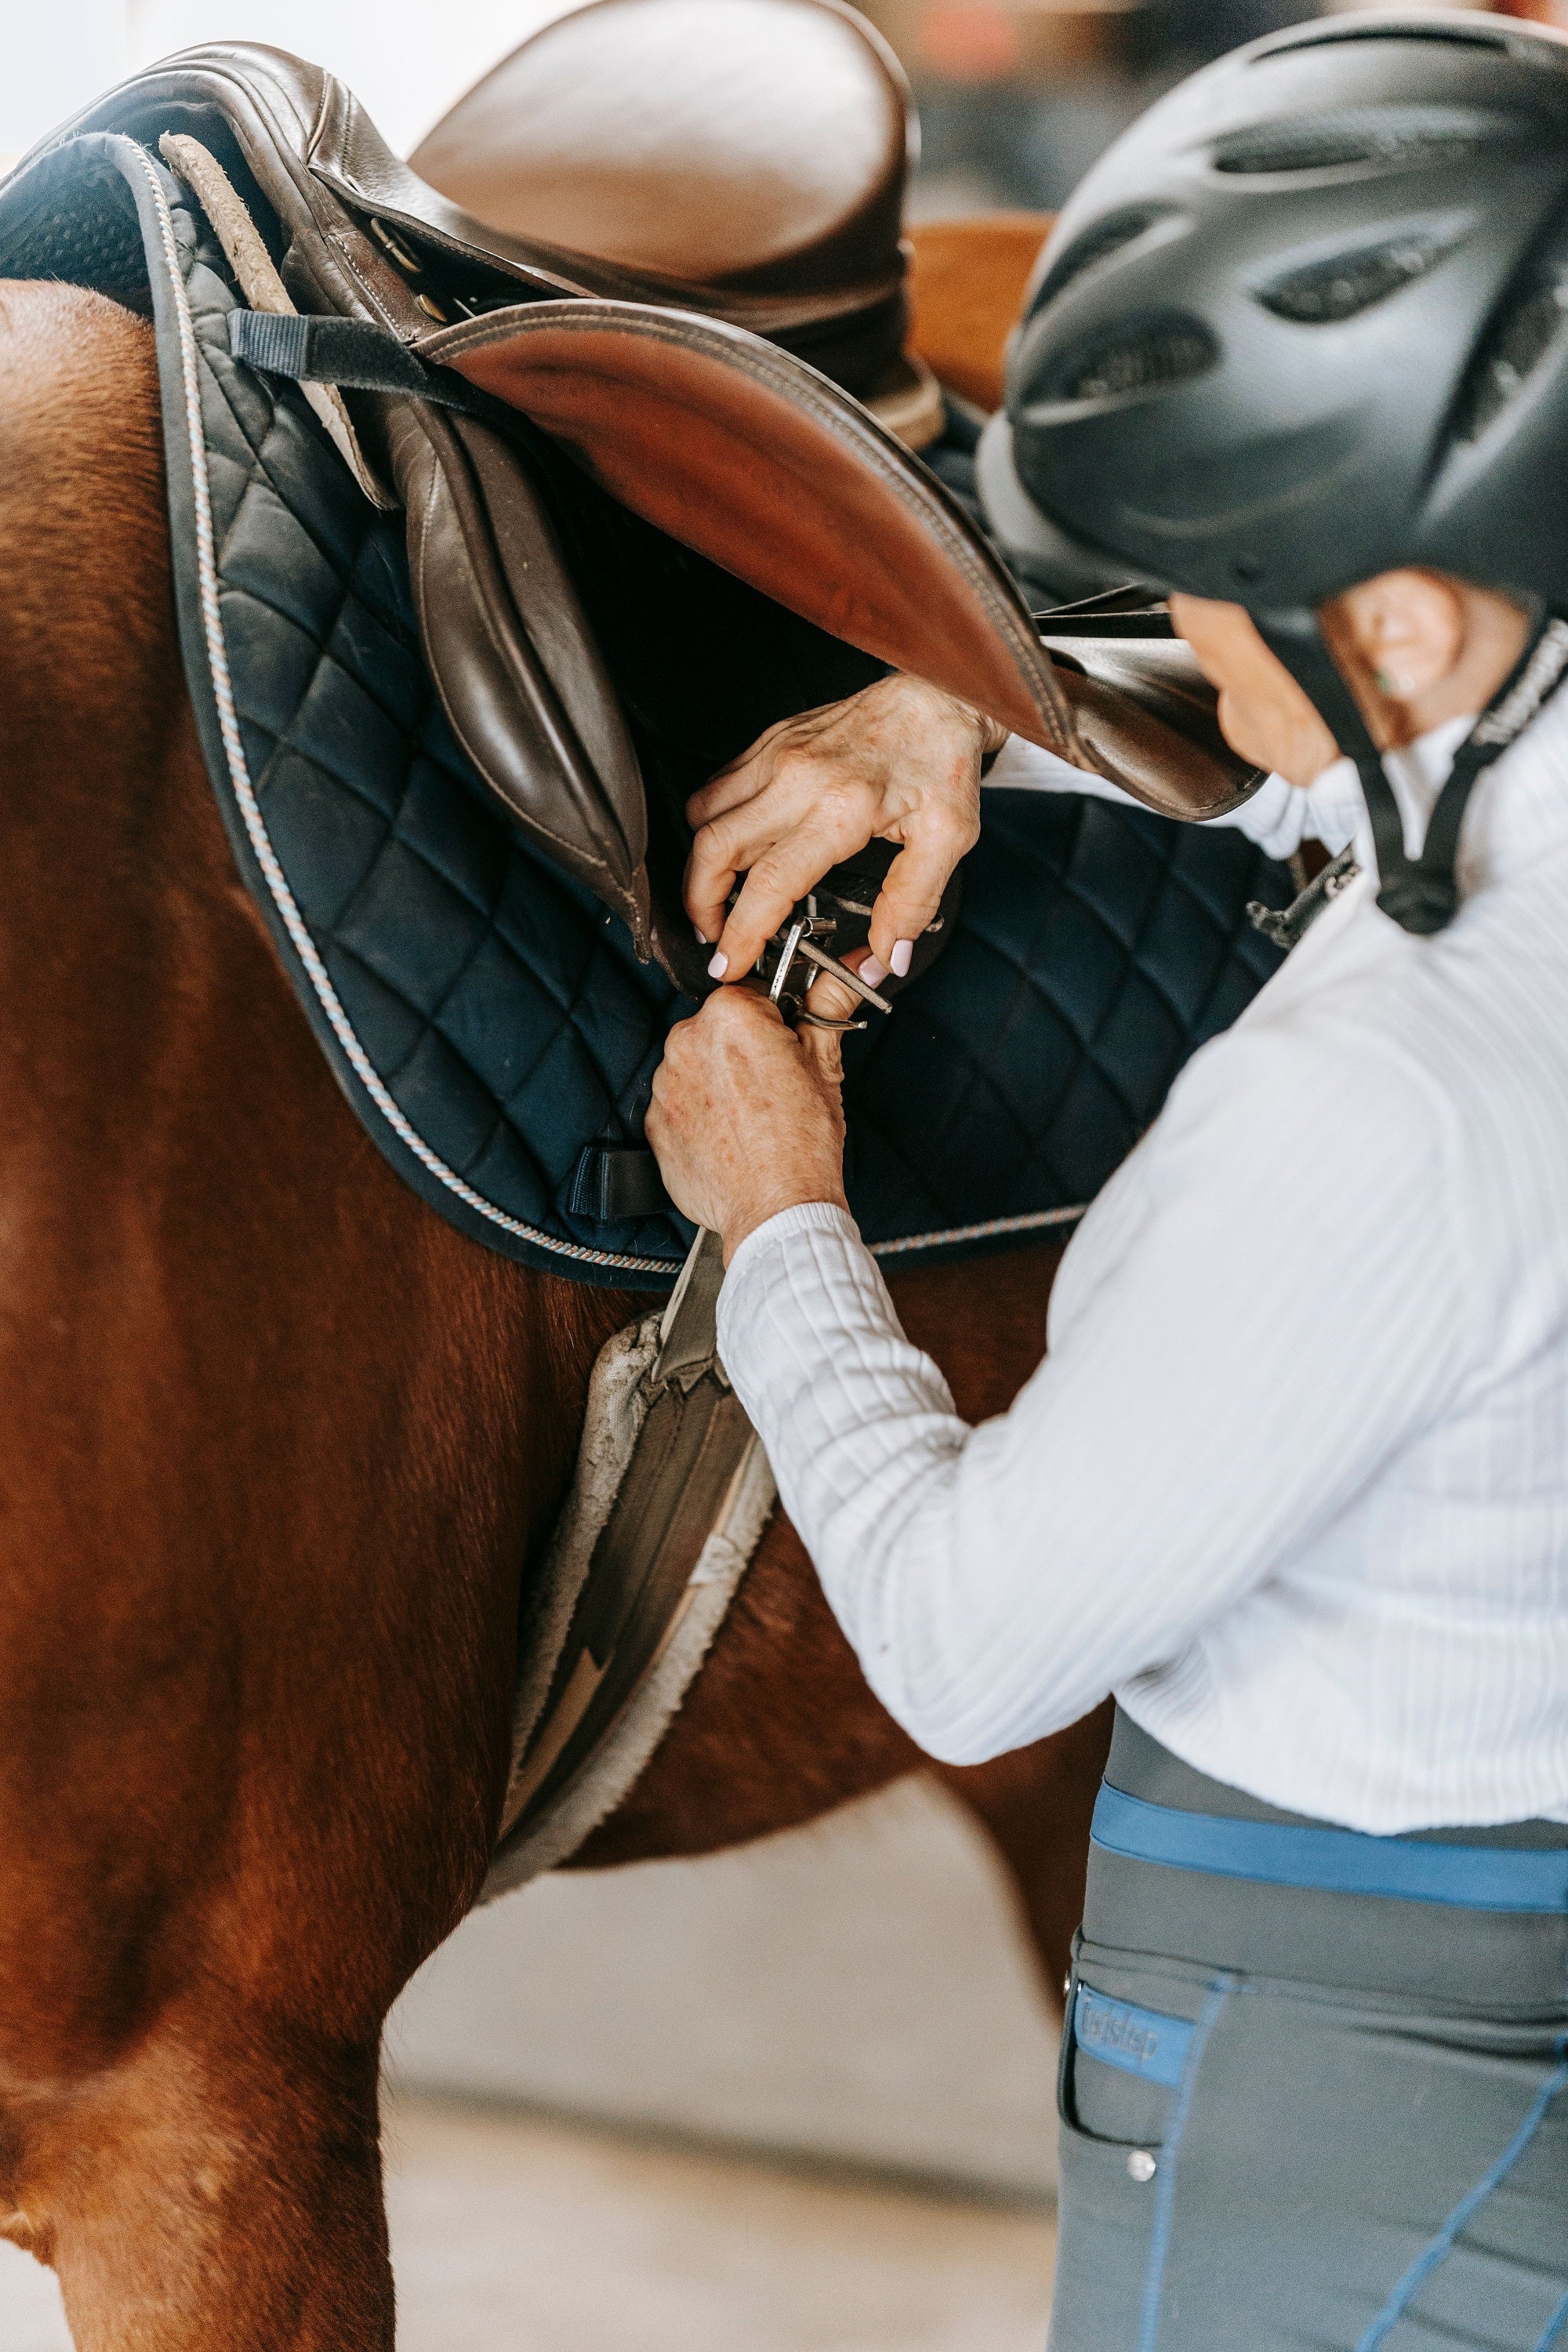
411 0 938 439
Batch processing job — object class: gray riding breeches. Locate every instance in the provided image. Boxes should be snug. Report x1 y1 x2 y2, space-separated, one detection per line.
1049 1714 1568 2352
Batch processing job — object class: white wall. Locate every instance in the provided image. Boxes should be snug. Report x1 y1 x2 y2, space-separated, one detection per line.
3 1 128 154
6 0 579 159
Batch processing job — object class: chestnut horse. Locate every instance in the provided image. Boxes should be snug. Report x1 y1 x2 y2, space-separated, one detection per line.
0 278 1106 2348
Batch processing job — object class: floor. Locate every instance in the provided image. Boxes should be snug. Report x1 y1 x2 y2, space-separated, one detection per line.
0 2095 1057 2351
388 1776 1061 2199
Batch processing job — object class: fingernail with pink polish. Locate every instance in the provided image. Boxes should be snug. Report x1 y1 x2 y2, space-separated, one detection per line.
860 955 888 987
708 950 729 979
694 923 706 944
890 939 914 978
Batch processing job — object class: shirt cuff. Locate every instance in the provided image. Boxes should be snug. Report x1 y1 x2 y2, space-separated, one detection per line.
721 1199 862 1294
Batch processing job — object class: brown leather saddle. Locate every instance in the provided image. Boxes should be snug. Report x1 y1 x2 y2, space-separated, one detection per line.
411 0 942 446
21 29 1261 993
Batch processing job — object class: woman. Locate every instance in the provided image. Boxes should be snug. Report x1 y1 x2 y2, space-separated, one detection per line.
649 16 1568 2348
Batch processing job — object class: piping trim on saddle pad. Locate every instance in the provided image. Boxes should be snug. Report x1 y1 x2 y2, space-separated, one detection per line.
134 141 678 1279
873 1202 1084 1254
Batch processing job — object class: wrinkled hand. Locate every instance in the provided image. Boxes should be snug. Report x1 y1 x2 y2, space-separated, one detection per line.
647 976 855 1261
684 672 1005 985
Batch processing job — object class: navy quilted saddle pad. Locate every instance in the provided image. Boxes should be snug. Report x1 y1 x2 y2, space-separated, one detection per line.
67 149 1293 1290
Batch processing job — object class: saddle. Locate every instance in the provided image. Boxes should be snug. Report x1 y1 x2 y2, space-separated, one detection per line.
8 33 1261 1000
411 0 942 446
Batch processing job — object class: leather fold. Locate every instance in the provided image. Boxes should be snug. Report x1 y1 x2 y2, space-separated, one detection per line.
385 400 654 952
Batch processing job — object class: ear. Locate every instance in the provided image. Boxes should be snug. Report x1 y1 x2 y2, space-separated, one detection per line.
1330 570 1465 701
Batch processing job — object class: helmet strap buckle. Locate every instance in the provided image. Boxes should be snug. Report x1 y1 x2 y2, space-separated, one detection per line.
1258 609 1568 938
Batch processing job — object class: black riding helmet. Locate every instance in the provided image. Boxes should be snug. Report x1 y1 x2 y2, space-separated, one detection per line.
978 11 1568 932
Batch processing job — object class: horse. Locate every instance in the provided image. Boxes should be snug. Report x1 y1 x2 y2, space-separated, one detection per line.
0 274 1107 2347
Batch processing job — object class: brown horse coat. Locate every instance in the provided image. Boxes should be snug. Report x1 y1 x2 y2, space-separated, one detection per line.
0 279 1105 2348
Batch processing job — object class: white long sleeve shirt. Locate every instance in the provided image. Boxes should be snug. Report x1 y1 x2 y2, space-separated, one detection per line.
716 708 1568 1832
983 732 1365 863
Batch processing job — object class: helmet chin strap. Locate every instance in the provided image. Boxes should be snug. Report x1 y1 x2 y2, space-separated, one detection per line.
1257 608 1568 936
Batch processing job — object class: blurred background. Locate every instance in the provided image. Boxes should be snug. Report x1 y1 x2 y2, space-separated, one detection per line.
0 0 1548 2341
7 0 1558 194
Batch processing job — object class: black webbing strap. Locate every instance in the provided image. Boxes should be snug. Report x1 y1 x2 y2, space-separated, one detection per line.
568 1142 673 1224
227 308 492 418
1258 608 1568 938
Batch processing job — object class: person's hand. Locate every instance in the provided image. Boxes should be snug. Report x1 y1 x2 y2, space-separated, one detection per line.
647 976 855 1261
684 673 1005 986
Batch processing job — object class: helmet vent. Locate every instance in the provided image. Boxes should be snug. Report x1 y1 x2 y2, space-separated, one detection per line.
1031 205 1178 313
1258 231 1455 324
1213 107 1492 177
1457 260 1568 442
1053 314 1218 402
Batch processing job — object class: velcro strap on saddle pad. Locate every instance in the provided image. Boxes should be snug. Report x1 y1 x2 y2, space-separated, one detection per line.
227 308 486 408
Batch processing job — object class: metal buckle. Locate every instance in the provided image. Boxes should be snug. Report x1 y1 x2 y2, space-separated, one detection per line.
761 902 893 1020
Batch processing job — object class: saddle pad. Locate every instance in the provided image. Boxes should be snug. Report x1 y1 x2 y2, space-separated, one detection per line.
13 140 1291 1287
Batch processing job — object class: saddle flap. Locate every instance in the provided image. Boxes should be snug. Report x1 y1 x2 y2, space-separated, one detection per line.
381 399 653 949
1044 637 1265 822
419 299 1080 760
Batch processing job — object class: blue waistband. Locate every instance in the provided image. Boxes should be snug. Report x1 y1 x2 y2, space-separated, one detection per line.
1091 1784 1568 1914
